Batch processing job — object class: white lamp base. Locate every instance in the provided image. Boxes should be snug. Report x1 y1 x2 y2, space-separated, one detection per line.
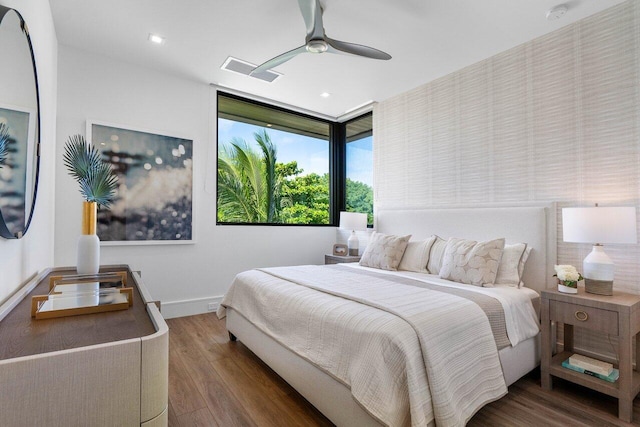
583 244 614 295
347 230 359 256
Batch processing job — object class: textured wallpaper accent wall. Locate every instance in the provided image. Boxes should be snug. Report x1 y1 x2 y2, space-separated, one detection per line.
374 1 639 360
375 1 640 294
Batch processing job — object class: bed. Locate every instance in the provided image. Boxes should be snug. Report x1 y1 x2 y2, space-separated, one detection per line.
218 204 557 426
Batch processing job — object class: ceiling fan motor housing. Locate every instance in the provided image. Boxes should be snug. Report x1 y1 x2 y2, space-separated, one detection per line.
307 39 328 53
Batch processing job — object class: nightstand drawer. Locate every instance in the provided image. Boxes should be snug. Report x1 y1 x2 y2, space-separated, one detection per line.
549 300 618 335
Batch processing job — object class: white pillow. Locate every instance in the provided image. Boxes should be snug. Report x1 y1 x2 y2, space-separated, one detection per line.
495 243 528 287
359 232 411 271
439 237 505 287
427 236 447 275
398 236 437 273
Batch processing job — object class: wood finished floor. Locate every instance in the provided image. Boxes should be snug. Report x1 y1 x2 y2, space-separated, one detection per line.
167 314 640 426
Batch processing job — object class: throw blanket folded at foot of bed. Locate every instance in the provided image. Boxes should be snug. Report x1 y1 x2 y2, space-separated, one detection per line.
218 265 508 427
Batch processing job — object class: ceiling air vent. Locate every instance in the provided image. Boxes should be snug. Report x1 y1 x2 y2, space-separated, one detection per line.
221 56 282 83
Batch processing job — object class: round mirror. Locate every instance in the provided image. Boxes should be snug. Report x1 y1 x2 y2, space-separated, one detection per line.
0 6 40 239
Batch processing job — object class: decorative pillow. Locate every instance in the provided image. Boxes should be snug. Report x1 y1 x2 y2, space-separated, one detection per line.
398 236 437 273
439 237 506 286
359 232 411 271
495 243 528 287
427 236 447 275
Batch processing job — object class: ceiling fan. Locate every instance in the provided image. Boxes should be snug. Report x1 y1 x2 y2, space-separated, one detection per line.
250 0 391 76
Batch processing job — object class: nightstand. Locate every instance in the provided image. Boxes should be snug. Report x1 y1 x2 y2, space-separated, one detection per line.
541 288 640 422
324 254 361 265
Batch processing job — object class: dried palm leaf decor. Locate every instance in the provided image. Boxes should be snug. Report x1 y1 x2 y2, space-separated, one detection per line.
63 134 117 274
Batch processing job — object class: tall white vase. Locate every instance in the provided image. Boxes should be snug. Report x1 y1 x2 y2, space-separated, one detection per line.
77 201 100 274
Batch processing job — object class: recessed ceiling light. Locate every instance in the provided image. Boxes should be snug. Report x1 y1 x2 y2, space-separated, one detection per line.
320 92 331 98
148 33 166 45
546 4 568 21
266 124 272 127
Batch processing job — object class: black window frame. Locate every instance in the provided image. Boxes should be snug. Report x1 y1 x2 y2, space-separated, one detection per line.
344 111 374 228
216 91 373 227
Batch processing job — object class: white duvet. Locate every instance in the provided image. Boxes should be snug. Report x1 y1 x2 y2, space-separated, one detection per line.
218 264 540 427
342 263 541 347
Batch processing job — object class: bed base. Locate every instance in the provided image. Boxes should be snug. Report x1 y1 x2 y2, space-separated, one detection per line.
226 308 539 427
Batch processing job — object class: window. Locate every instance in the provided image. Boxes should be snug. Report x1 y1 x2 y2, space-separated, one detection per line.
345 113 373 226
216 92 374 226
217 92 331 225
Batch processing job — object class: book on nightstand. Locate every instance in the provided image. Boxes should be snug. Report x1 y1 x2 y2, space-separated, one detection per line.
562 358 619 383
569 353 613 376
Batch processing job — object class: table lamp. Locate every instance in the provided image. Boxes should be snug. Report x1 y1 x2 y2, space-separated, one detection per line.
562 205 637 295
339 211 368 256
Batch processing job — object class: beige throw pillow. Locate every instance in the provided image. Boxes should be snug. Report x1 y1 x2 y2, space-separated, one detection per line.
439 237 505 286
398 236 437 273
495 243 528 287
359 232 411 271
427 236 447 275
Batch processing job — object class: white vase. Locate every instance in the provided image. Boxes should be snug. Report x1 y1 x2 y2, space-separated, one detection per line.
77 234 100 274
77 201 100 274
558 283 578 294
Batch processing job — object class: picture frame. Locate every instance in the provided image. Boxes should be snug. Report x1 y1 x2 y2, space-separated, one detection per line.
87 120 194 245
333 243 348 256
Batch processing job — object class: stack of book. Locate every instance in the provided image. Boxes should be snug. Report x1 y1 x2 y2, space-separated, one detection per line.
562 354 619 383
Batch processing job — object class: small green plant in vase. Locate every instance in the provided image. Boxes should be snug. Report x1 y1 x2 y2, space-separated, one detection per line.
554 264 584 294
63 134 117 274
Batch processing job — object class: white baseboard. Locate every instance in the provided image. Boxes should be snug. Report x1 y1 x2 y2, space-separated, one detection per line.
161 296 223 319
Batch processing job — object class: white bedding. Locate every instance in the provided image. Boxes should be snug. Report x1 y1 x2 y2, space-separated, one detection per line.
218 264 540 427
340 263 540 346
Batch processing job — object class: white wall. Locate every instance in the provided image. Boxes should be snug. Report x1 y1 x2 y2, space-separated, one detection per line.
55 46 336 318
0 0 57 303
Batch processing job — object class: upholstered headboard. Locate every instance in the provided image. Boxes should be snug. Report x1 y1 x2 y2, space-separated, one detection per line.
375 203 557 293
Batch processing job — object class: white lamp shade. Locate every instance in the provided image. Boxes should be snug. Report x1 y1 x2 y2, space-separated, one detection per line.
562 207 637 244
339 211 367 231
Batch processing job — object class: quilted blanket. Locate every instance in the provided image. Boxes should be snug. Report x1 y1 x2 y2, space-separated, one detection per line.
218 265 509 426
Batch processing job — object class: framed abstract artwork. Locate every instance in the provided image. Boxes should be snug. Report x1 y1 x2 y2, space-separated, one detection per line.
88 121 194 245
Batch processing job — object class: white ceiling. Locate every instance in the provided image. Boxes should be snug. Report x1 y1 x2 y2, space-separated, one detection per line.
49 0 627 119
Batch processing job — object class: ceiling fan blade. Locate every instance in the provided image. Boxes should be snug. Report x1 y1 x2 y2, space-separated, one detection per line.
298 0 325 41
326 37 391 60
250 45 308 75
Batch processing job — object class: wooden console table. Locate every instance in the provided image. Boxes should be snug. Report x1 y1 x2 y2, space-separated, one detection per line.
0 265 168 426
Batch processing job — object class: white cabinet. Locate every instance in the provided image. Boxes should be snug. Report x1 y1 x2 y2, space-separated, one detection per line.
0 265 168 426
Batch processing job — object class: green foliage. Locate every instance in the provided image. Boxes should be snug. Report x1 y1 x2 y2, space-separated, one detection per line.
63 134 118 207
217 131 282 223
280 173 330 224
276 161 303 178
217 130 374 225
346 178 373 224
0 123 9 168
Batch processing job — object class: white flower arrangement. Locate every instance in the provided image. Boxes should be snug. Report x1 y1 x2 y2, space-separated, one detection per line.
554 264 584 288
